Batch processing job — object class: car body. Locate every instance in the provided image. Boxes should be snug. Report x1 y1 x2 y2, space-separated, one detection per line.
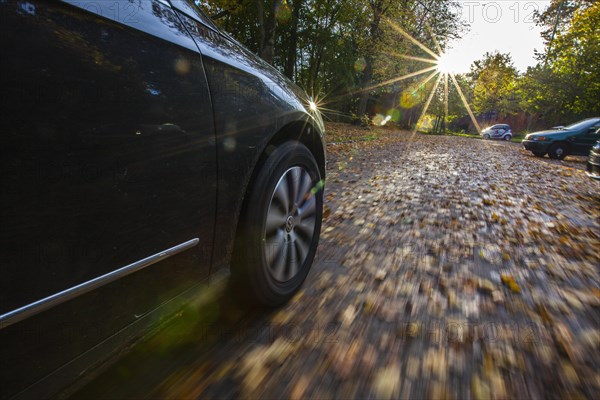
0 1 325 398
586 140 600 180
522 118 600 159
481 124 512 141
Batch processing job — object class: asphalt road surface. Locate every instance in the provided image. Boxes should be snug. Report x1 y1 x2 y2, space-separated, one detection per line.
74 128 600 399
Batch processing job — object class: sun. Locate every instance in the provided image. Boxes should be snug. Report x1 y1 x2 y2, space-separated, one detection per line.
436 51 464 75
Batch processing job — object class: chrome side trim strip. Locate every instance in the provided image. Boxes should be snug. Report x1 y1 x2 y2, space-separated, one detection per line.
0 238 199 330
585 171 600 180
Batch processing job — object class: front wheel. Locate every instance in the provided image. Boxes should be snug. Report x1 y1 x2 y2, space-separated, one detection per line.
483 134 490 140
548 143 568 160
232 141 323 306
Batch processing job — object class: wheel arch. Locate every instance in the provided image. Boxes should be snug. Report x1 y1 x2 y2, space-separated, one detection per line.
548 141 571 159
238 118 325 222
550 140 572 152
265 120 326 179
227 119 325 270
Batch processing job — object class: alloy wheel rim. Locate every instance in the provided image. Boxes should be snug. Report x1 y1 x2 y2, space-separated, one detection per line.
263 166 317 282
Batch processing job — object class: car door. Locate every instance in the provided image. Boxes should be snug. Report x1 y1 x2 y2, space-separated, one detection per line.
495 125 506 137
1 0 216 396
571 124 600 155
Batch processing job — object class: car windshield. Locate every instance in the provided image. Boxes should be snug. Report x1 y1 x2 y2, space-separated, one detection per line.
563 118 600 130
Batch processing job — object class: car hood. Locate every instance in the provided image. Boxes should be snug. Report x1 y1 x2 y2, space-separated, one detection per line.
532 129 567 135
526 129 572 139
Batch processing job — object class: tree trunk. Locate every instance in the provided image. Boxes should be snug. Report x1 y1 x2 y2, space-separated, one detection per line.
357 8 382 117
284 0 301 80
256 0 282 65
256 0 265 56
357 59 373 116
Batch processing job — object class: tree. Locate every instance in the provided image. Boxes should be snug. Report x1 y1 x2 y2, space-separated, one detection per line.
546 1 600 117
467 52 520 118
521 1 599 125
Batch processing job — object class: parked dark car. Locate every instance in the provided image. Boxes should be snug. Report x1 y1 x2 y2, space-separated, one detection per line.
586 140 600 180
0 1 325 398
481 124 512 141
522 118 600 159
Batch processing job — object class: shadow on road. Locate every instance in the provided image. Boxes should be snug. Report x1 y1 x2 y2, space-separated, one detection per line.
522 152 589 171
70 275 274 399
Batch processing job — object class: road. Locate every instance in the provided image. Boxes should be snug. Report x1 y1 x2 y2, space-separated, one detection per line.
74 127 600 399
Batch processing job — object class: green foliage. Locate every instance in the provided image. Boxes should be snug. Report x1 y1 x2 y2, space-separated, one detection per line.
534 0 595 44
467 52 520 116
520 1 600 124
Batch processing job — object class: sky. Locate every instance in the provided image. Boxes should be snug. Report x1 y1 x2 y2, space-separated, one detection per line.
440 1 552 73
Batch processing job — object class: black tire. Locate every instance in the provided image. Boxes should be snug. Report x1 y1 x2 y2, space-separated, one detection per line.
532 151 546 158
504 135 512 141
232 141 323 306
483 134 490 140
548 143 568 160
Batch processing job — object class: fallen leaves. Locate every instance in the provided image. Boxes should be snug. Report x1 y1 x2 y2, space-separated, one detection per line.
237 338 298 392
500 274 522 294
372 364 401 399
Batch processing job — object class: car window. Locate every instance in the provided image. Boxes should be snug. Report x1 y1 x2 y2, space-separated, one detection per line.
587 126 600 136
564 118 600 130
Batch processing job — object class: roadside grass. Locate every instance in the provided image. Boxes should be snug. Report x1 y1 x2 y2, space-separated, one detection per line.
510 133 526 143
418 130 480 139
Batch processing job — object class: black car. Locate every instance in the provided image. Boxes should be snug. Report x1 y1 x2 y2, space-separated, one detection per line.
586 140 600 180
0 1 325 398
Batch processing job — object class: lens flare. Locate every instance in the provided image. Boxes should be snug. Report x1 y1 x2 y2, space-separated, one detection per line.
385 17 439 59
413 73 443 134
385 18 481 134
449 73 482 134
328 16 482 135
351 65 438 96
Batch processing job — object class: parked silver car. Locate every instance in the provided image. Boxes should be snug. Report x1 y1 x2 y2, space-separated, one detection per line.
481 124 512 141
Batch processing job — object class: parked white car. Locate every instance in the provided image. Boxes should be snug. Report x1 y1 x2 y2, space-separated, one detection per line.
481 124 512 141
